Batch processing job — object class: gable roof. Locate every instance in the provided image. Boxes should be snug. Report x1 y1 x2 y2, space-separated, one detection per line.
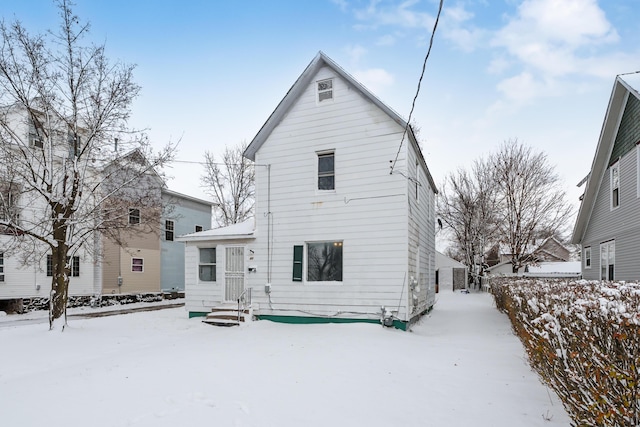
571 74 640 244
243 51 437 194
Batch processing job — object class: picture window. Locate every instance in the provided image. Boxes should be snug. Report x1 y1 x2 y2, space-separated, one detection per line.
307 241 343 282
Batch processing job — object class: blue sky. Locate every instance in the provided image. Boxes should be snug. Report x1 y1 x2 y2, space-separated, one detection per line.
2 0 639 223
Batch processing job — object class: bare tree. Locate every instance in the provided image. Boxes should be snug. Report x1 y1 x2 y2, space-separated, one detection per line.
492 140 573 273
201 141 254 227
0 0 175 329
438 157 499 287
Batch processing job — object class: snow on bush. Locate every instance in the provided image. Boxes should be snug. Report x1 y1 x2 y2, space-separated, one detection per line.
491 278 640 426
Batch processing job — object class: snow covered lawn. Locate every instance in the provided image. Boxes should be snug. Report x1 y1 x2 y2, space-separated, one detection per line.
0 290 569 426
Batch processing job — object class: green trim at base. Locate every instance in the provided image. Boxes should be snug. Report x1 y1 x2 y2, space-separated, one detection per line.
189 311 208 319
255 314 409 331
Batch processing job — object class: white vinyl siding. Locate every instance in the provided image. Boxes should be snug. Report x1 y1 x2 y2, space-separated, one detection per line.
250 65 426 321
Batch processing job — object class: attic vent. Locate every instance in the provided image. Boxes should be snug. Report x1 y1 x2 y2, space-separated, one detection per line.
317 79 333 102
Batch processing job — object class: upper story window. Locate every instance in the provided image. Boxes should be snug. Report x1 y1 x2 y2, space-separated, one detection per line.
0 181 19 225
318 151 335 190
584 247 591 269
129 208 140 225
67 131 80 158
28 117 44 148
610 161 620 209
317 79 333 103
165 220 174 241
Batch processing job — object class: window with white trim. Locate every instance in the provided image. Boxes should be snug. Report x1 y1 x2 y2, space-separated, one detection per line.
165 220 174 241
307 241 343 282
199 248 216 281
0 252 4 282
584 247 591 269
0 182 19 225
318 152 335 190
600 241 614 280
28 117 44 148
611 162 620 209
46 255 80 277
132 257 144 273
129 208 140 225
317 78 333 103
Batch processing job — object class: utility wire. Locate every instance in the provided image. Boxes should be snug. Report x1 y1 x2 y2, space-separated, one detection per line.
390 0 444 173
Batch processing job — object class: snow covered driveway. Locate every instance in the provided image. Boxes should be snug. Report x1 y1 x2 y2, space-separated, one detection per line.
0 290 569 426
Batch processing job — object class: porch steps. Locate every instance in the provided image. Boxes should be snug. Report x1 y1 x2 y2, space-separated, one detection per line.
203 306 253 327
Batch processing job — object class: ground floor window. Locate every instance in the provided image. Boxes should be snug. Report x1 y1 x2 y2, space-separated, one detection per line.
600 241 614 280
307 241 343 282
47 255 80 277
199 248 216 281
0 252 4 282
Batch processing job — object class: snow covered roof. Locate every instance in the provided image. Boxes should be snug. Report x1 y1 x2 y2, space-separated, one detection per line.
176 218 255 242
526 262 581 274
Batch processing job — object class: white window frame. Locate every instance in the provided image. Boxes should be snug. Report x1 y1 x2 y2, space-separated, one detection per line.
198 247 216 282
306 241 343 284
599 241 614 281
317 151 335 191
131 257 144 273
584 247 591 269
165 219 174 241
317 78 334 104
0 252 4 282
129 208 140 225
610 161 620 210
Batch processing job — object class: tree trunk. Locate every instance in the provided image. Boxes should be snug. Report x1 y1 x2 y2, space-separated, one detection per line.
49 224 70 329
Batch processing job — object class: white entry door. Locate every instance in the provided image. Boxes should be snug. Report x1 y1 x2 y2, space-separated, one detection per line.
225 247 245 301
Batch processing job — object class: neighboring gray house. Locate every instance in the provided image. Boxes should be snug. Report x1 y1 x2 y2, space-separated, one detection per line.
179 52 438 330
571 74 640 281
161 189 212 291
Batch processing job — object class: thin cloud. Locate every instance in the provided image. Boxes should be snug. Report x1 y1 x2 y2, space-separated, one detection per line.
353 68 395 93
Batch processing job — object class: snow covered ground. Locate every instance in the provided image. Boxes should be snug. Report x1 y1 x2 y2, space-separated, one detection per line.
0 290 570 426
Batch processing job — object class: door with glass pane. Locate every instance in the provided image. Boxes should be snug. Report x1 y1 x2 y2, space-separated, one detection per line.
600 241 615 281
225 247 245 301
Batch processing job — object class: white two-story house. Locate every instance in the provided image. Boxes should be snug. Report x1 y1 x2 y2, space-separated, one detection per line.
180 52 438 330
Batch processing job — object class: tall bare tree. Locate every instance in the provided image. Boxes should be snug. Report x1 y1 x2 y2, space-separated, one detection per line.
0 0 174 329
492 140 573 273
201 141 254 227
438 157 499 287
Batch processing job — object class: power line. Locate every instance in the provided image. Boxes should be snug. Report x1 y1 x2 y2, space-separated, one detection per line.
390 0 444 173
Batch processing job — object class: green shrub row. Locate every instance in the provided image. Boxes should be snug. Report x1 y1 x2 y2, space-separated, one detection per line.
491 278 640 426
